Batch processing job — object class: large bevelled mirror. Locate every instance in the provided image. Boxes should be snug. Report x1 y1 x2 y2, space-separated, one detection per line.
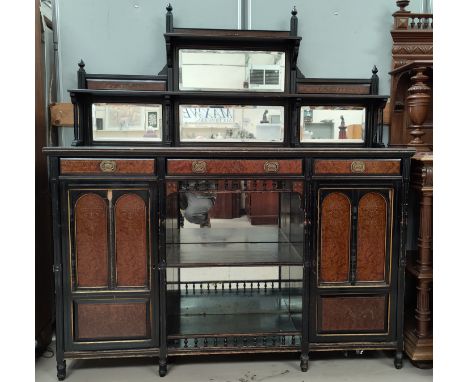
178 49 286 92
179 104 284 142
300 106 366 143
92 103 163 141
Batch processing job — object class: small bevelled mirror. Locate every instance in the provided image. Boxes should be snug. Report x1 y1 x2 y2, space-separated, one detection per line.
179 104 284 142
179 49 286 92
92 103 162 141
300 106 366 143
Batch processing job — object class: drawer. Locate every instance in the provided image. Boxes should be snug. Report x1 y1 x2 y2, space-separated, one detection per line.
167 159 302 175
60 158 155 175
314 159 400 175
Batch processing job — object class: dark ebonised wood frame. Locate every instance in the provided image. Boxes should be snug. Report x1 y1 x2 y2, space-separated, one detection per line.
45 146 413 378
69 88 386 148
46 4 412 380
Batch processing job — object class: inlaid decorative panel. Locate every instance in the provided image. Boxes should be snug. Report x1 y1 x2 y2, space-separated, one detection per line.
357 193 387 282
75 301 149 340
167 159 302 175
314 159 400 175
320 295 387 332
115 194 148 287
320 193 351 282
75 193 109 288
60 159 155 175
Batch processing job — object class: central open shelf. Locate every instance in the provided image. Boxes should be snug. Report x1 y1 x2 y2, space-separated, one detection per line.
167 288 302 337
166 227 303 267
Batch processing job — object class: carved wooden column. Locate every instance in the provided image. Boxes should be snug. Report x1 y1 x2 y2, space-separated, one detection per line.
407 67 431 151
405 152 433 366
389 0 433 147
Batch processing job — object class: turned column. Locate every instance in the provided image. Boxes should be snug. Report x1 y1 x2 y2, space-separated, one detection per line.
415 162 433 339
406 67 432 151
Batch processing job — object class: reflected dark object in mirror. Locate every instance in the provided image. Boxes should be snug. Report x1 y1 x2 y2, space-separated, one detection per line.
339 115 347 139
180 181 216 228
261 110 269 123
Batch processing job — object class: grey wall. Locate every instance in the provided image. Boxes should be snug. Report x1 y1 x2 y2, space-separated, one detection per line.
251 0 424 96
56 0 239 101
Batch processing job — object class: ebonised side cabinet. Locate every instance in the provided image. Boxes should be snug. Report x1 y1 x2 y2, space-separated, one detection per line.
44 5 414 379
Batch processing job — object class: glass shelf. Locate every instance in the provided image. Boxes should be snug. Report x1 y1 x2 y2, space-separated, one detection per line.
167 287 302 337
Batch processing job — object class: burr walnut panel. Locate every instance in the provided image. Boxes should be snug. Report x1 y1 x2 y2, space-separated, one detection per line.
357 193 388 282
320 193 351 283
320 295 387 332
167 159 302 175
115 194 148 287
297 83 370 95
74 193 109 288
87 79 166 91
75 301 149 340
314 160 400 175
60 159 155 175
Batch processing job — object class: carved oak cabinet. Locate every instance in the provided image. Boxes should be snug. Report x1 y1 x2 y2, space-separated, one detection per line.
44 6 414 379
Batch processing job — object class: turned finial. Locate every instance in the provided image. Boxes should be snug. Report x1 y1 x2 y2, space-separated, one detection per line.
396 0 410 12
166 3 174 32
290 6 298 36
370 65 379 94
77 59 86 89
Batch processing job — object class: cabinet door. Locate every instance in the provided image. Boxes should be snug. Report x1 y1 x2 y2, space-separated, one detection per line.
61 184 158 351
317 188 393 287
312 187 396 341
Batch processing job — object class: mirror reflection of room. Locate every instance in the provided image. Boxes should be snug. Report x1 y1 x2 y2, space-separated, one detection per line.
165 180 304 266
179 105 284 142
300 106 366 142
179 49 286 92
92 103 162 141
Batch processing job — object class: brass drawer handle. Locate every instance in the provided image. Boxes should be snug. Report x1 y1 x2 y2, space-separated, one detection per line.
264 161 280 173
192 160 207 173
351 160 366 173
100 160 117 173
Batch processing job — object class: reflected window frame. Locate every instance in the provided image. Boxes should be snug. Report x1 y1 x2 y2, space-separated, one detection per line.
176 102 287 144
176 48 289 93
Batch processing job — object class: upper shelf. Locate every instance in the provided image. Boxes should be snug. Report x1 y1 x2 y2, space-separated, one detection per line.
69 89 389 102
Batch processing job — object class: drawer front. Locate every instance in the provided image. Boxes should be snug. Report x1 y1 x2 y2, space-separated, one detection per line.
60 158 155 175
167 159 302 175
314 159 400 175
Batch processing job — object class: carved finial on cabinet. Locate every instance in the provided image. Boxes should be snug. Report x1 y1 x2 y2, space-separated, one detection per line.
166 3 173 33
290 6 298 36
371 65 379 95
396 0 410 13
77 59 86 89
406 67 432 152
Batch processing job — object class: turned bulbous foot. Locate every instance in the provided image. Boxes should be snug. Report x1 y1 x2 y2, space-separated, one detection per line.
394 351 403 369
159 360 167 377
57 360 66 380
